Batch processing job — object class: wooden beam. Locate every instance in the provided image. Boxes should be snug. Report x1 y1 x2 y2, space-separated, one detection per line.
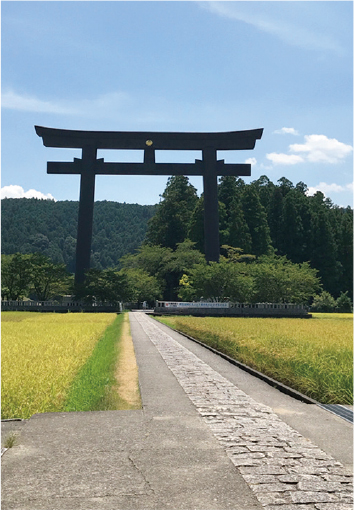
36 125 263 151
47 160 251 176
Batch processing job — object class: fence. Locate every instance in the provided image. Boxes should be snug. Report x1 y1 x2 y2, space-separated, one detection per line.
154 301 310 318
1 300 122 313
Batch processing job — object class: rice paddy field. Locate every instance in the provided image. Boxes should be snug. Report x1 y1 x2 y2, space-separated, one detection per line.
1 312 123 419
157 313 353 405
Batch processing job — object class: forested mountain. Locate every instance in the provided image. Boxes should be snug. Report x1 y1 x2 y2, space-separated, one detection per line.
1 199 156 272
2 174 353 300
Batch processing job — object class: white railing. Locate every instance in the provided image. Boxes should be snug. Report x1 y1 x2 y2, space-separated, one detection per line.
155 301 306 310
1 300 122 310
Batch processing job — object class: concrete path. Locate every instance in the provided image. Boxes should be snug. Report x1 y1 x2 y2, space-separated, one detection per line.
1 311 352 510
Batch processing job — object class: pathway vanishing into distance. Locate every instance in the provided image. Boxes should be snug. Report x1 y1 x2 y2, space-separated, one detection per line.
134 312 353 510
1 311 352 510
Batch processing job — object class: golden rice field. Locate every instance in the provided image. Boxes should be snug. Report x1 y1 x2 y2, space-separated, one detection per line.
158 313 353 404
1 312 116 419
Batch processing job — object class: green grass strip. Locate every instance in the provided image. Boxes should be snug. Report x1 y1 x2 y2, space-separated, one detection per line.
63 313 126 412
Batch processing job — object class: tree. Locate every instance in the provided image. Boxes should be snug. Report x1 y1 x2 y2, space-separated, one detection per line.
218 176 245 212
178 254 320 305
221 245 256 264
145 175 198 249
250 256 320 304
241 186 272 256
309 197 339 296
120 244 172 277
280 190 305 262
121 239 204 301
250 175 275 211
335 292 353 313
29 253 71 301
311 291 337 313
178 261 255 303
277 177 294 197
161 240 205 300
227 197 252 253
335 208 353 299
188 196 205 253
1 253 33 300
121 268 163 305
267 186 284 252
75 268 129 305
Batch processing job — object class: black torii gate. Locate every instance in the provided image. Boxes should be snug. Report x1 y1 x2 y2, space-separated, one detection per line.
35 126 263 284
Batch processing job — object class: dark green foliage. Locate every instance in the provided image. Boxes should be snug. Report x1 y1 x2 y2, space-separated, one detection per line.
1 254 33 300
74 266 162 306
335 292 353 313
121 240 205 301
188 196 205 253
1 198 156 271
121 268 163 305
311 291 338 312
1 253 71 301
241 185 272 256
227 197 252 253
28 253 71 301
309 194 340 296
2 174 352 301
268 187 285 249
74 268 130 305
311 290 353 313
145 175 198 249
179 254 320 304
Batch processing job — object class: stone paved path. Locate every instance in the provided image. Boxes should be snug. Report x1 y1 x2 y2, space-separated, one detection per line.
135 313 353 510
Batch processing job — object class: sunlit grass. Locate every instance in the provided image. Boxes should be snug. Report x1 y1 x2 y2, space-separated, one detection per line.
156 314 353 404
1 312 117 419
63 313 141 412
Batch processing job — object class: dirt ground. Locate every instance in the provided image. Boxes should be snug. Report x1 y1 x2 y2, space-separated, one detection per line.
114 314 141 408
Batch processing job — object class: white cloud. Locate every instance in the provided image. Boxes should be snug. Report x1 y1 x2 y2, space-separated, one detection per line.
1 89 130 117
245 157 257 166
200 2 344 54
273 127 299 136
266 153 304 165
266 134 353 168
1 90 76 115
306 182 354 197
289 134 353 164
1 185 56 201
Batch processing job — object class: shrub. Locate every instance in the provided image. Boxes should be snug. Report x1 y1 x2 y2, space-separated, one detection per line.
311 291 337 313
336 292 353 313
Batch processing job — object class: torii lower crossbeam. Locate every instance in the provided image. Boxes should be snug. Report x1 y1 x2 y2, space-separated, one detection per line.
36 126 263 284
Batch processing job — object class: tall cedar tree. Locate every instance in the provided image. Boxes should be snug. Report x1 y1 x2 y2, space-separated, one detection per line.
309 193 340 296
188 196 205 253
145 176 198 249
241 185 272 256
227 197 252 253
187 195 228 254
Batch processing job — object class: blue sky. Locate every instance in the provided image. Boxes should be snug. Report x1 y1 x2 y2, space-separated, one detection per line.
1 1 353 207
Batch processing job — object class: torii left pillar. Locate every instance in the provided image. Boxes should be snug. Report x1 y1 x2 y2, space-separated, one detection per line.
76 145 97 284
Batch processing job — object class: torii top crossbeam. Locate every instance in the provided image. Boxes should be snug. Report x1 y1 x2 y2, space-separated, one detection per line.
35 126 263 284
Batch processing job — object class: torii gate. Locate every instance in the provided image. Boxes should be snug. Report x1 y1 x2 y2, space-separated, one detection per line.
35 126 263 284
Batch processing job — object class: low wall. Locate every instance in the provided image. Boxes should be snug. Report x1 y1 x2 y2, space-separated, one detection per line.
1 301 120 313
154 303 311 318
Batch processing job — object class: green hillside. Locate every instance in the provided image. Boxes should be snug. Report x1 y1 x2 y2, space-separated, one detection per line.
1 198 156 272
